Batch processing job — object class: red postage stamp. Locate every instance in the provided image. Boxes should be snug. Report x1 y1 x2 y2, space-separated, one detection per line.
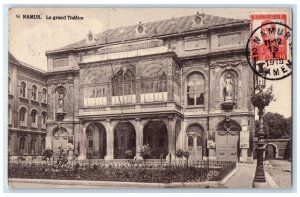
251 14 287 61
247 12 292 80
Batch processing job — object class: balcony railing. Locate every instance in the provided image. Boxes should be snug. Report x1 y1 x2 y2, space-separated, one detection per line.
112 95 136 105
84 97 107 107
140 92 168 103
82 93 174 108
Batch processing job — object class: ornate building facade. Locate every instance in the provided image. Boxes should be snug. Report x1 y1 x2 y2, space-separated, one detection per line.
15 12 255 162
8 53 48 158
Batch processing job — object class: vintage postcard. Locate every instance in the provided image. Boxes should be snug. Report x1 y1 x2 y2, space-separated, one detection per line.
7 7 293 189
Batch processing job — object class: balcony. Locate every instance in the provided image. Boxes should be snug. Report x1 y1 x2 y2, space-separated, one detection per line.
79 92 182 118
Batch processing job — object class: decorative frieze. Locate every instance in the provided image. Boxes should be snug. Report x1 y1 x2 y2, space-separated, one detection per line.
47 79 73 86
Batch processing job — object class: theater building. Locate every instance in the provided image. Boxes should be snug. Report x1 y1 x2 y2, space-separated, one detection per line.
8 53 48 158
44 12 255 162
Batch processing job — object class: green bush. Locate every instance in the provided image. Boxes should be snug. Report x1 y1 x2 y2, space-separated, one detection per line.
8 163 217 183
140 144 152 159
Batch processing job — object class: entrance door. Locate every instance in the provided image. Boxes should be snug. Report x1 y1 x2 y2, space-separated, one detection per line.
266 144 276 159
186 124 204 160
216 120 241 161
216 131 239 161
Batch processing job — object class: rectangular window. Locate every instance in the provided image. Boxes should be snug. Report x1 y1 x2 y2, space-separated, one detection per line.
188 137 193 146
187 93 195 105
197 136 202 146
88 140 93 148
195 93 204 105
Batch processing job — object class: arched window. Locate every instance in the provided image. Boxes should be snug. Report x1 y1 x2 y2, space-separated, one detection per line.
20 81 27 98
30 137 36 155
31 109 38 128
112 69 135 96
19 107 27 127
8 105 12 125
217 120 241 134
41 111 47 129
19 136 26 155
31 85 37 100
42 88 47 103
187 73 204 106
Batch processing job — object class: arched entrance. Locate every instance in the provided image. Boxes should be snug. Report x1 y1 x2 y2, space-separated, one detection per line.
143 120 168 159
216 120 241 161
114 122 136 159
266 144 277 159
186 124 204 160
86 123 107 159
52 127 68 157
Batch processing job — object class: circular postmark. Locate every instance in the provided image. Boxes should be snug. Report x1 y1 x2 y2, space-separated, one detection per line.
246 21 292 80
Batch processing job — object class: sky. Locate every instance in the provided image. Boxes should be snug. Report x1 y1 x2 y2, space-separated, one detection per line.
8 8 292 118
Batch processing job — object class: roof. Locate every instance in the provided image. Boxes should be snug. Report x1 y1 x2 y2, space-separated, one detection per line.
9 52 46 73
48 13 245 53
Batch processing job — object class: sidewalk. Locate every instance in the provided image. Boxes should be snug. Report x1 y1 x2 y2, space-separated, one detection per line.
224 162 277 188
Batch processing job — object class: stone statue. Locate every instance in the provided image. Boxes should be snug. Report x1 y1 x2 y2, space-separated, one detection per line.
223 74 233 102
58 89 64 110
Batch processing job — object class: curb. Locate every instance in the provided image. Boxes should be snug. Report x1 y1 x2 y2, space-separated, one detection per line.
220 168 238 186
8 178 223 188
264 171 279 188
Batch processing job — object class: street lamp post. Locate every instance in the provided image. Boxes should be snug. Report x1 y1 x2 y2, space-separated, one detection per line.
251 69 273 188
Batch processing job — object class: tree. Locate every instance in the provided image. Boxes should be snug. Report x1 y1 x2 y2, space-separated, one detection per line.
175 149 184 165
286 117 292 138
43 149 54 163
255 112 291 139
183 151 190 167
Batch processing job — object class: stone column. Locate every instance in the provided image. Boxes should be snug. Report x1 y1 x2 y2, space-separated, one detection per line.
167 116 176 160
208 131 217 160
240 119 249 162
181 121 187 151
105 119 114 160
135 118 143 159
193 135 197 160
78 124 86 160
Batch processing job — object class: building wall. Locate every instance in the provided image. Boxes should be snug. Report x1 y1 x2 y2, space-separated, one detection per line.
8 15 255 162
8 56 48 157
